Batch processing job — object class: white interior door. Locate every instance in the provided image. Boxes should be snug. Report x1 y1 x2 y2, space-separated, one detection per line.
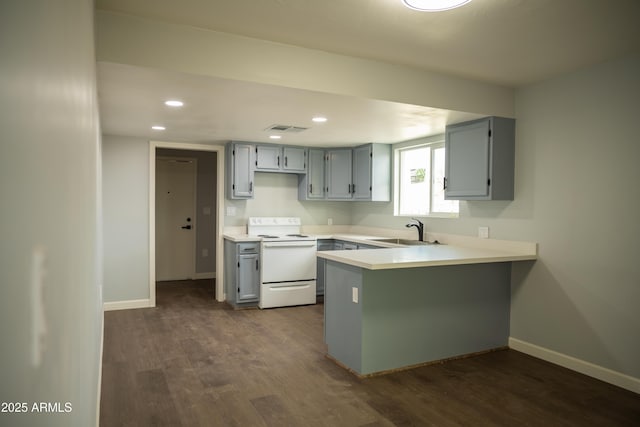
155 157 196 281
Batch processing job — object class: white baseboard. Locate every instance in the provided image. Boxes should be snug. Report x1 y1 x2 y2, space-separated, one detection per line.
509 337 640 394
103 299 153 311
192 272 216 280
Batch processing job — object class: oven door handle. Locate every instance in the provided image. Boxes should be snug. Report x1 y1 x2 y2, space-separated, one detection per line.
262 242 317 248
267 283 313 291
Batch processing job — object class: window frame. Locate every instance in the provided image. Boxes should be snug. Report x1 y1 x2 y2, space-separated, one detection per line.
393 139 459 218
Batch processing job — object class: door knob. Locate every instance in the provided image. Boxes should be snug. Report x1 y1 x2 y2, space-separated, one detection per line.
181 225 192 230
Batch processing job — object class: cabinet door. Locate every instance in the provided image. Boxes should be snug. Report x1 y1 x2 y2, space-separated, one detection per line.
237 253 259 302
283 147 306 172
231 143 254 198
256 145 281 170
326 149 353 199
305 149 326 199
445 119 491 199
353 145 372 200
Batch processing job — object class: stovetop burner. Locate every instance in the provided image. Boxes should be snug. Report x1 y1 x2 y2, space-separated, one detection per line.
258 234 280 238
286 234 309 238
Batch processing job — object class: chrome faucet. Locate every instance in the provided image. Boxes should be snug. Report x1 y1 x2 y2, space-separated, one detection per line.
405 218 424 242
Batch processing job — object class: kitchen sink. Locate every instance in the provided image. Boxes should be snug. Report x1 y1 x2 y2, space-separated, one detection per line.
371 238 440 246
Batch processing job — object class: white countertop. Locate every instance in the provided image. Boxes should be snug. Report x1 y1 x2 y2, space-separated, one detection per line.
224 231 537 270
317 244 537 270
223 233 262 242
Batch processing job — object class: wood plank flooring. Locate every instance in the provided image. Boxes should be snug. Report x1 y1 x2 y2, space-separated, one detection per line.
100 280 640 426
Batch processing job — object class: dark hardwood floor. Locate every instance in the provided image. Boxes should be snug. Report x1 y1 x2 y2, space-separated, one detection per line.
100 280 639 426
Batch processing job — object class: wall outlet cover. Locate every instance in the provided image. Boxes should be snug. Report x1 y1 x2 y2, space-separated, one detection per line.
352 287 358 303
478 226 489 239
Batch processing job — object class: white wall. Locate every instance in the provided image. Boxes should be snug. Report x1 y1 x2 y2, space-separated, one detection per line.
509 54 640 380
102 135 150 302
225 172 352 227
352 54 640 381
0 1 103 426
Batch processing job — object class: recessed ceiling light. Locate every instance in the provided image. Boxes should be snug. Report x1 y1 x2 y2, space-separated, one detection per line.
151 125 166 130
269 135 282 140
312 116 328 123
402 0 472 12
164 100 184 107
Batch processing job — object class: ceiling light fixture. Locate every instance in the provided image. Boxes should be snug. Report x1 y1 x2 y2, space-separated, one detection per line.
269 135 282 140
402 0 471 12
151 125 166 130
312 116 328 123
164 100 184 107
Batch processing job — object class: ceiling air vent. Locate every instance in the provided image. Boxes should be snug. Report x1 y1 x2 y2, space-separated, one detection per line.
265 124 309 133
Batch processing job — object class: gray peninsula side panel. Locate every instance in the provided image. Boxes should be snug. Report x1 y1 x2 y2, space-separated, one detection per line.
324 260 363 373
360 263 511 374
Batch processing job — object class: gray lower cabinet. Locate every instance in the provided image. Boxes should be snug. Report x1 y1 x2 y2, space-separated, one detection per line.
316 239 382 296
316 239 334 296
226 142 255 199
224 240 260 306
444 116 515 200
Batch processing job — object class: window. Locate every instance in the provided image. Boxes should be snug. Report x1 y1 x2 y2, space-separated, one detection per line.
394 142 458 217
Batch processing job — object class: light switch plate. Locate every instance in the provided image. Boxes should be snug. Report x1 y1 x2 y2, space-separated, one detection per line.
352 287 358 303
226 206 237 216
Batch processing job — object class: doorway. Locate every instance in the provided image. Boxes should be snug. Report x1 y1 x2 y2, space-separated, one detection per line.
155 156 197 281
149 141 225 305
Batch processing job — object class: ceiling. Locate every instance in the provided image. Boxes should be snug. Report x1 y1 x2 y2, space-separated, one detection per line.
96 0 640 145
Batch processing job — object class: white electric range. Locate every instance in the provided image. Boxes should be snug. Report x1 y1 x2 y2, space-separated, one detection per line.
247 217 317 308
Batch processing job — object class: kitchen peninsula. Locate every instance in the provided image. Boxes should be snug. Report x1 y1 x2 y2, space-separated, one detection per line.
318 238 537 376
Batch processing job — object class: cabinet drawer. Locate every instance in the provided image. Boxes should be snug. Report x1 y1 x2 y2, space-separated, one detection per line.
237 242 259 254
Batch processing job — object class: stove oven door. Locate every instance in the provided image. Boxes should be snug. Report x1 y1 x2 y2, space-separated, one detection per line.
260 240 317 283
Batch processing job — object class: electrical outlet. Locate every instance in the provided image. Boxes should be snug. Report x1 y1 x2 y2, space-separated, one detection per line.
478 226 489 239
352 287 358 303
328 218 333 226
226 206 236 216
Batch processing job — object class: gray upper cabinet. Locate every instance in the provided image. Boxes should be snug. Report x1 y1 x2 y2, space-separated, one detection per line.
228 140 390 201
444 117 515 201
326 149 353 199
255 145 281 171
352 144 391 201
299 144 391 201
298 148 326 200
255 144 307 173
226 142 254 199
282 146 306 172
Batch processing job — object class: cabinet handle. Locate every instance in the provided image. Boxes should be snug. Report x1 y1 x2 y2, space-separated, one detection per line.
249 181 253 193
443 177 447 190
256 259 259 270
348 184 351 193
310 183 313 194
352 184 356 193
277 156 280 166
285 156 288 167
